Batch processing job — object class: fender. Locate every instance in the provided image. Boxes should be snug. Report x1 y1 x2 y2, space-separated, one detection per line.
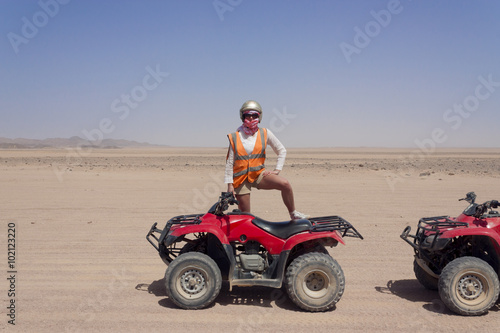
161 228 236 272
169 224 230 245
440 227 500 248
282 231 344 252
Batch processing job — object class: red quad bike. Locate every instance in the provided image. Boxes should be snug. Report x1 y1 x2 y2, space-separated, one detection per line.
401 192 500 316
147 192 363 312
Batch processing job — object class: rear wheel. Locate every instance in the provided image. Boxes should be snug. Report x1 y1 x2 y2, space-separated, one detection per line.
439 256 500 316
285 252 344 312
165 252 222 309
414 259 438 290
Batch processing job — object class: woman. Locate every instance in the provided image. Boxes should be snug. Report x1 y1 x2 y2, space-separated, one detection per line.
225 100 308 220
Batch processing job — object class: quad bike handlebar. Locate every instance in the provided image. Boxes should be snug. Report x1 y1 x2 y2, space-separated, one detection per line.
459 191 477 204
212 192 239 216
473 200 499 218
459 192 499 218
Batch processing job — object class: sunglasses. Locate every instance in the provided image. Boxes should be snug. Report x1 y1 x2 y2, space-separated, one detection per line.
244 113 260 119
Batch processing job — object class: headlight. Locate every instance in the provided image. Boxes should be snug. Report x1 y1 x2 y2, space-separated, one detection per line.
421 235 450 251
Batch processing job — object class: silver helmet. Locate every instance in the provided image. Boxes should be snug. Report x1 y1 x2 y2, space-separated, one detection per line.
239 100 263 122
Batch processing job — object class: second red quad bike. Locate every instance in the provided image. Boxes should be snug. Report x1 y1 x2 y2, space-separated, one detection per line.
401 192 500 316
147 192 363 312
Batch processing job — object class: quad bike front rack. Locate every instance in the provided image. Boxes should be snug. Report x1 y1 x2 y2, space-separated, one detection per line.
400 216 468 251
147 214 203 251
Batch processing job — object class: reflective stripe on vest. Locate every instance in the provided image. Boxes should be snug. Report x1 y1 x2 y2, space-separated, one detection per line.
227 128 267 188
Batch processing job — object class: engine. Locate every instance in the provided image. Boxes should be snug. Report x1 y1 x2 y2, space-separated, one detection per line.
236 241 268 273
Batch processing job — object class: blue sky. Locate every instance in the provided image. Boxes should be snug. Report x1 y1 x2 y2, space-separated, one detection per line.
1 0 499 147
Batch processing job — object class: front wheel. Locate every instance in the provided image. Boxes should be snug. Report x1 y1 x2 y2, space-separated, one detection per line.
285 252 345 312
414 259 438 290
438 256 500 316
164 252 222 310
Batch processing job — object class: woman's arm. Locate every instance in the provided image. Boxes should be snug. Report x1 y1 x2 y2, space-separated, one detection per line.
225 145 235 193
266 129 287 173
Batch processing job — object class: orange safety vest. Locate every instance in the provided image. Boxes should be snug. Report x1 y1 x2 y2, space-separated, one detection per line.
227 128 268 189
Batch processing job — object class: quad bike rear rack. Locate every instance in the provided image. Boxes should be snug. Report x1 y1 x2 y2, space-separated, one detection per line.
309 216 364 239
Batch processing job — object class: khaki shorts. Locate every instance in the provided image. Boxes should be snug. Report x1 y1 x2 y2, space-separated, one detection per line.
234 172 265 195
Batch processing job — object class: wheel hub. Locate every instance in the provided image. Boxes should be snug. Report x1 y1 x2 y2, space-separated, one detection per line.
306 272 326 291
458 274 483 300
180 269 205 295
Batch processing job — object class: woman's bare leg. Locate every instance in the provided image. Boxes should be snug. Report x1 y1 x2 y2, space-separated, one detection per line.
236 193 251 213
257 174 295 213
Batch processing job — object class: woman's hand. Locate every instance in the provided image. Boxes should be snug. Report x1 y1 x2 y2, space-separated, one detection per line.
227 183 235 197
263 169 280 177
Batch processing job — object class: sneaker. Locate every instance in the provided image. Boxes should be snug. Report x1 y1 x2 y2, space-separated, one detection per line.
290 210 310 220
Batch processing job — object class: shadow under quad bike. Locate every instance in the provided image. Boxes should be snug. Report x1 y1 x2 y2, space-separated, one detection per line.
401 192 500 316
147 192 363 312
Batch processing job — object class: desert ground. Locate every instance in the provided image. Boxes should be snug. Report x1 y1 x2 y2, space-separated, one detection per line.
1 147 499 332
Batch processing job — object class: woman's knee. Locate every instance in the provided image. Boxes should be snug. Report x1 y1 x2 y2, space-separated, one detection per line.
258 174 291 191
279 177 292 191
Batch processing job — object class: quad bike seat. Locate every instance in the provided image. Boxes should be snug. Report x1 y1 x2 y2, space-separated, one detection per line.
252 217 312 239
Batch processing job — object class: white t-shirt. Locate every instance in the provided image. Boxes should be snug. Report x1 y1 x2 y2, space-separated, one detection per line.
224 128 286 184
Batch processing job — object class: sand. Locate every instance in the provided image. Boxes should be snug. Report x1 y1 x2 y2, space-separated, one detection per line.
1 147 499 332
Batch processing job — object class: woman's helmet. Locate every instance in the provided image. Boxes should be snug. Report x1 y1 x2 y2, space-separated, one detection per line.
239 100 263 122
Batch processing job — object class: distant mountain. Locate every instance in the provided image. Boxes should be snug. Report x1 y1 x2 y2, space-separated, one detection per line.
0 136 165 149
